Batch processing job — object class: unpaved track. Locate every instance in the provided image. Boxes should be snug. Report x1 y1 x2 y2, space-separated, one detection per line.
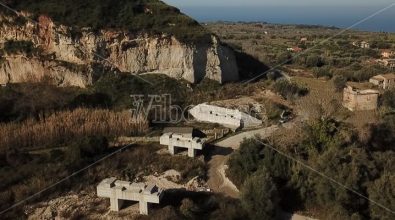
207 124 288 198
206 121 317 220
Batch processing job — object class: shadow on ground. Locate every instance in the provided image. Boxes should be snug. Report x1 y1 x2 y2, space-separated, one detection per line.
234 50 270 81
203 144 234 162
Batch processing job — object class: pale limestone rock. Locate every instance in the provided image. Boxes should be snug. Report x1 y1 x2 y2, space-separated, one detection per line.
0 56 91 87
0 14 239 87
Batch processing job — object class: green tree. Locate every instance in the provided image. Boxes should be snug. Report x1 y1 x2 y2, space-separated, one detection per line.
381 89 395 109
180 198 195 218
313 66 332 78
227 138 263 187
305 55 324 67
276 51 292 64
272 79 308 100
241 168 279 220
367 174 395 220
369 115 395 151
332 75 347 92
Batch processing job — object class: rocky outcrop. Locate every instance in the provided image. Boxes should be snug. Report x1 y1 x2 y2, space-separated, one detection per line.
0 55 91 87
0 14 239 87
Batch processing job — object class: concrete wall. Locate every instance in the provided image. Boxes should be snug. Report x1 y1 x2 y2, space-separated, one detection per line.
97 178 163 215
160 133 206 157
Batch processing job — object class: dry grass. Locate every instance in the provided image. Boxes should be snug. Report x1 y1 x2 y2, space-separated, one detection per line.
293 76 379 135
293 77 343 119
0 108 149 151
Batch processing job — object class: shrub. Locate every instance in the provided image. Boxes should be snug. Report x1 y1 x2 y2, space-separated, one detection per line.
276 51 292 64
78 136 108 158
179 198 195 218
369 115 395 151
3 40 39 56
241 169 279 220
313 66 333 79
305 55 324 67
68 93 112 109
332 75 347 92
227 138 264 187
380 89 395 109
367 174 395 220
272 79 308 99
0 83 80 123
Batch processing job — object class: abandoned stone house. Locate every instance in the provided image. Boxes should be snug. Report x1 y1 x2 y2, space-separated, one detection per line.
369 73 395 89
189 103 262 130
343 86 379 111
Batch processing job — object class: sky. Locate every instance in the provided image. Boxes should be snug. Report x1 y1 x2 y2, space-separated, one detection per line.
164 0 395 7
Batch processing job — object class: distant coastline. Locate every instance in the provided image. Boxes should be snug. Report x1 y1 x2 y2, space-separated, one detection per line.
177 6 395 33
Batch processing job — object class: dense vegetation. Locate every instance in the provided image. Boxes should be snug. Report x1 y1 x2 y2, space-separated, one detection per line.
208 22 395 82
0 73 283 219
227 115 395 219
272 79 308 100
2 40 41 57
5 0 211 43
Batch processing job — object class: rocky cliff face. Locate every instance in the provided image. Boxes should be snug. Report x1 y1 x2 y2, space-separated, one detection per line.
0 14 239 87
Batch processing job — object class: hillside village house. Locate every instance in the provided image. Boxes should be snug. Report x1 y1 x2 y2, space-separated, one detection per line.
343 86 379 111
381 49 394 58
352 41 370 49
360 41 370 49
376 59 395 69
369 73 395 89
287 47 303 53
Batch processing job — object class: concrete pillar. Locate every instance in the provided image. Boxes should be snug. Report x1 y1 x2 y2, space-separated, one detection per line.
168 145 175 155
110 198 123 211
188 148 195 158
139 201 149 215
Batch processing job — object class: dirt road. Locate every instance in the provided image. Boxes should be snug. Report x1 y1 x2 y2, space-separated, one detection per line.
206 122 318 220
207 124 286 198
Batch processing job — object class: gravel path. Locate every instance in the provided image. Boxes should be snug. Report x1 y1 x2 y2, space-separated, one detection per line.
207 124 289 198
206 121 317 220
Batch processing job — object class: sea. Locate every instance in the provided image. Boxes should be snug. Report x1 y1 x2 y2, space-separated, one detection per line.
176 6 395 33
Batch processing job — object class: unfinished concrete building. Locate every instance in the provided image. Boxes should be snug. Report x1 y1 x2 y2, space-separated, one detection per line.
160 127 206 157
97 178 163 215
343 86 379 111
189 104 262 130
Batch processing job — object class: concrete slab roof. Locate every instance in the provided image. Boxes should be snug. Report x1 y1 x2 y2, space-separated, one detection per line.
100 177 117 187
163 127 193 135
130 183 145 190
